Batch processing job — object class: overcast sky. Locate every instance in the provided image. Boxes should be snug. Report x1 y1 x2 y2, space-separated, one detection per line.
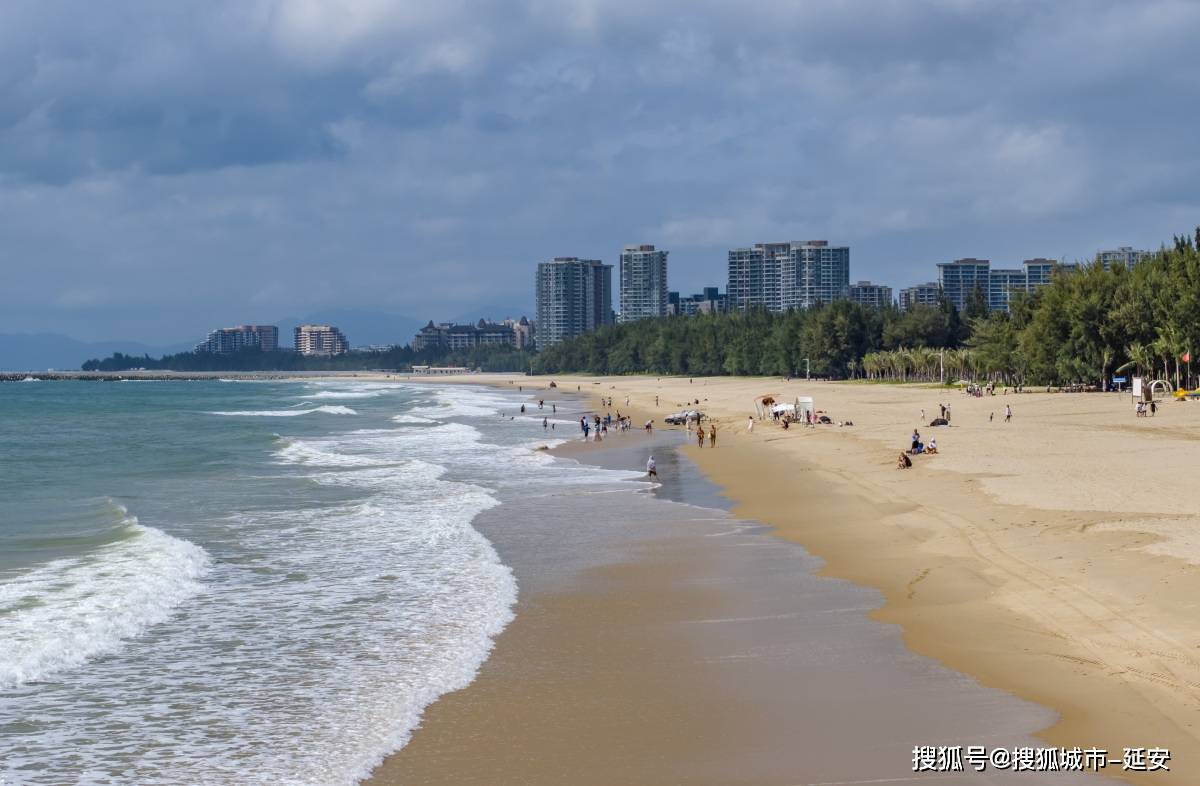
2 0 1198 343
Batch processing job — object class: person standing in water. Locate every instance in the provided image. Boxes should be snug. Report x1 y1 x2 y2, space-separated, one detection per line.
646 456 657 478
543 417 548 430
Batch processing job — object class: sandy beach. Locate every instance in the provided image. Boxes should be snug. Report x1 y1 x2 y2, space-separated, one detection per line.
366 373 1200 784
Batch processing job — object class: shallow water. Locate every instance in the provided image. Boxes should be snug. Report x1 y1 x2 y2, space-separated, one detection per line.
0 380 634 785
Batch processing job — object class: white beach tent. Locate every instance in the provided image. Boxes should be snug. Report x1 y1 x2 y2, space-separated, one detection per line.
769 396 815 419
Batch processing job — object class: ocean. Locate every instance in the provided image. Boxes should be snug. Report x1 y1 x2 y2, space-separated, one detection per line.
0 378 638 785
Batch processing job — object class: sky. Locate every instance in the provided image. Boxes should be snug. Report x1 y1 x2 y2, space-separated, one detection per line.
2 0 1199 345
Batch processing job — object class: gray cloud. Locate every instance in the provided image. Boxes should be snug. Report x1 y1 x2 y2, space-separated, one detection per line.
0 0 1198 344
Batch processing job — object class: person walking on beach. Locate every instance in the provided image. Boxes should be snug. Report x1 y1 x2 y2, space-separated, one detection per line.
945 404 951 423
697 428 705 448
655 395 659 407
747 416 754 433
709 425 716 447
646 456 657 478
1004 404 1012 423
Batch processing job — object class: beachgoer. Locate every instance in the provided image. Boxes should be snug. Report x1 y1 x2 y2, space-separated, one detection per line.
520 404 526 414
897 452 912 469
697 429 704 448
989 412 994 422
709 426 716 447
655 396 659 406
1004 404 1012 423
911 430 920 452
920 409 925 422
1150 400 1157 416
543 417 548 429
747 416 754 433
945 404 951 423
645 420 652 433
927 439 938 454
646 456 657 478
552 404 556 413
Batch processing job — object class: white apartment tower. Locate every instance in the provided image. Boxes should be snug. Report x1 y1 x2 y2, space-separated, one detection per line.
618 244 669 323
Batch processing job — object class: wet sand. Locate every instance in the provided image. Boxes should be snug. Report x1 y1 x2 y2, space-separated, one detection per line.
367 415 1105 785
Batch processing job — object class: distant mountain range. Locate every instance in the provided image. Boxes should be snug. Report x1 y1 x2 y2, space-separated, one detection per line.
1 304 534 371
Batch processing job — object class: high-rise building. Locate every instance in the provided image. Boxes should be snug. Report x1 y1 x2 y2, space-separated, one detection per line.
618 244 669 323
848 281 893 308
1022 258 1057 290
1023 258 1079 291
668 287 728 315
195 324 279 354
727 240 849 312
898 283 941 311
936 258 991 312
294 324 349 356
987 269 1027 313
1096 246 1152 270
535 257 613 348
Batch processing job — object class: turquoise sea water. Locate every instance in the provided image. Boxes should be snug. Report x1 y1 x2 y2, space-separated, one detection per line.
0 379 638 785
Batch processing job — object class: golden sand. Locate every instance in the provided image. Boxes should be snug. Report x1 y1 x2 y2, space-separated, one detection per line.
371 373 1200 784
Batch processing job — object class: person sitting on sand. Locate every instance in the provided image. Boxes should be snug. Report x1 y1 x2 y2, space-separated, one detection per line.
646 456 657 478
927 439 938 454
911 430 920 452
897 452 912 469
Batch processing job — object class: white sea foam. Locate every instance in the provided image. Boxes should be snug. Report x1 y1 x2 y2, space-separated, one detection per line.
208 405 357 417
409 386 520 419
0 512 210 689
391 413 436 424
298 390 385 400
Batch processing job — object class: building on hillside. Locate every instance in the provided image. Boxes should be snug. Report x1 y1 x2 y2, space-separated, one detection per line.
1096 246 1152 270
668 287 728 316
898 283 941 311
848 281 893 308
535 257 613 348
618 244 669 323
936 258 991 312
195 324 279 354
294 324 349 356
727 240 849 312
411 319 522 352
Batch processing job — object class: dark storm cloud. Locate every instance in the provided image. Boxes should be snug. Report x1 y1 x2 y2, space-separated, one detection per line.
0 0 1197 344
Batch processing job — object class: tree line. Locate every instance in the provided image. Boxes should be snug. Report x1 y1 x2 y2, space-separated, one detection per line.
534 227 1200 388
82 344 535 373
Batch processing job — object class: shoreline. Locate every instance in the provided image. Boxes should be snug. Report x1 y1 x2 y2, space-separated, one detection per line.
382 373 1200 784
365 386 1106 785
